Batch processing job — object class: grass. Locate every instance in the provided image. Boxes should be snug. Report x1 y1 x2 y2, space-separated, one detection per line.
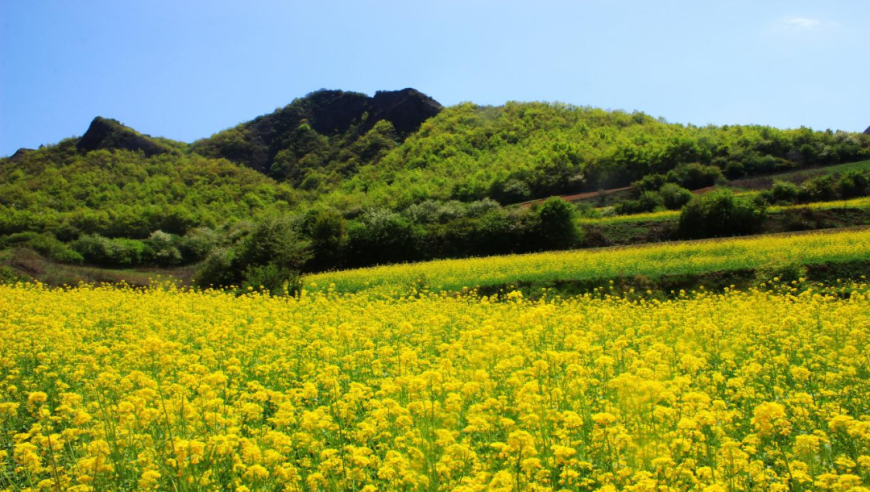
305 227 870 294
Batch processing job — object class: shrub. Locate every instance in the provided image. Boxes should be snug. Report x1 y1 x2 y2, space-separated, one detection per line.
178 227 220 262
798 175 837 203
241 264 302 296
631 174 668 195
724 161 746 179
470 209 521 256
146 230 182 266
667 163 724 190
345 209 422 267
617 191 664 215
70 234 149 267
301 209 345 271
195 248 239 287
465 198 501 218
678 189 766 239
836 171 869 199
238 216 311 271
760 181 800 205
659 183 693 210
406 200 467 224
532 198 580 251
489 178 532 205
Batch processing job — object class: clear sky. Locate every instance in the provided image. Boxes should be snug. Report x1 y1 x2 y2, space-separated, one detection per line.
1 0 868 156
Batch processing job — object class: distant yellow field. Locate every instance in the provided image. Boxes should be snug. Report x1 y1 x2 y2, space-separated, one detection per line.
580 195 870 225
306 228 870 294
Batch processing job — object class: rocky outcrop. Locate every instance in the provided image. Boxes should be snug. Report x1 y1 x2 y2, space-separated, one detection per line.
76 117 171 156
8 148 35 162
370 88 443 136
864 125 870 135
192 88 443 173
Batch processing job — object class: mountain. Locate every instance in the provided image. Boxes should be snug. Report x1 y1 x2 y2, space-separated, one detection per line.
864 125 870 135
190 88 443 182
7 148 34 162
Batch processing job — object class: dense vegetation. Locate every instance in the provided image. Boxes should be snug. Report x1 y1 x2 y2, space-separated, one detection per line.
2 89 869 290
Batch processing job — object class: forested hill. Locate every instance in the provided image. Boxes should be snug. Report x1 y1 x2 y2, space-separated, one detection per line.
316 103 870 210
2 89 869 241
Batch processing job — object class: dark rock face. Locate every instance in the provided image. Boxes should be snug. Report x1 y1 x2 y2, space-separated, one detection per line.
371 88 443 136
279 88 442 138
8 148 35 162
76 117 170 156
194 88 443 173
864 126 870 135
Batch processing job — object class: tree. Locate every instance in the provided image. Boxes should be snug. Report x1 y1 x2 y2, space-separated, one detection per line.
533 198 580 250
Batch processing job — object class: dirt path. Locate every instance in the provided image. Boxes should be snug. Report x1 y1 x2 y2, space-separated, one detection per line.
517 186 631 208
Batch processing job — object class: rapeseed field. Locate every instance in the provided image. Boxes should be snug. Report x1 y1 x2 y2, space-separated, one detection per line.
1 283 868 491
306 228 870 294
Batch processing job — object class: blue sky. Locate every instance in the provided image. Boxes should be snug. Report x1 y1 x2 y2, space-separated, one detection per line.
1 0 868 156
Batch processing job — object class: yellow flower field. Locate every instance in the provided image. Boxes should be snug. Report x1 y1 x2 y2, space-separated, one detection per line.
1 283 868 491
306 228 870 294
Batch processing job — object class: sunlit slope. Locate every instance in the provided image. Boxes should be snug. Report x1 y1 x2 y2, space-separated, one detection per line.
305 228 870 293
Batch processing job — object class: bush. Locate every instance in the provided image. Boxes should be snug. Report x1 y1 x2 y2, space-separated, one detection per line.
760 181 800 205
678 190 766 239
667 163 724 190
465 198 501 218
724 161 746 179
617 191 664 215
238 216 311 271
241 264 302 296
178 227 220 262
798 175 837 203
301 209 345 271
70 234 149 267
532 198 580 250
345 209 422 266
631 174 668 195
195 248 239 287
836 171 869 199
659 183 693 210
406 200 467 224
489 178 532 205
469 209 524 256
146 230 182 266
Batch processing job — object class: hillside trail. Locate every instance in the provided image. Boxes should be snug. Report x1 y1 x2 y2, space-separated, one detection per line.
517 184 718 208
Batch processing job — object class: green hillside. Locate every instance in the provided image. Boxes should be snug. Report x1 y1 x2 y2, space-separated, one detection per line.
2 89 870 289
315 102 870 211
